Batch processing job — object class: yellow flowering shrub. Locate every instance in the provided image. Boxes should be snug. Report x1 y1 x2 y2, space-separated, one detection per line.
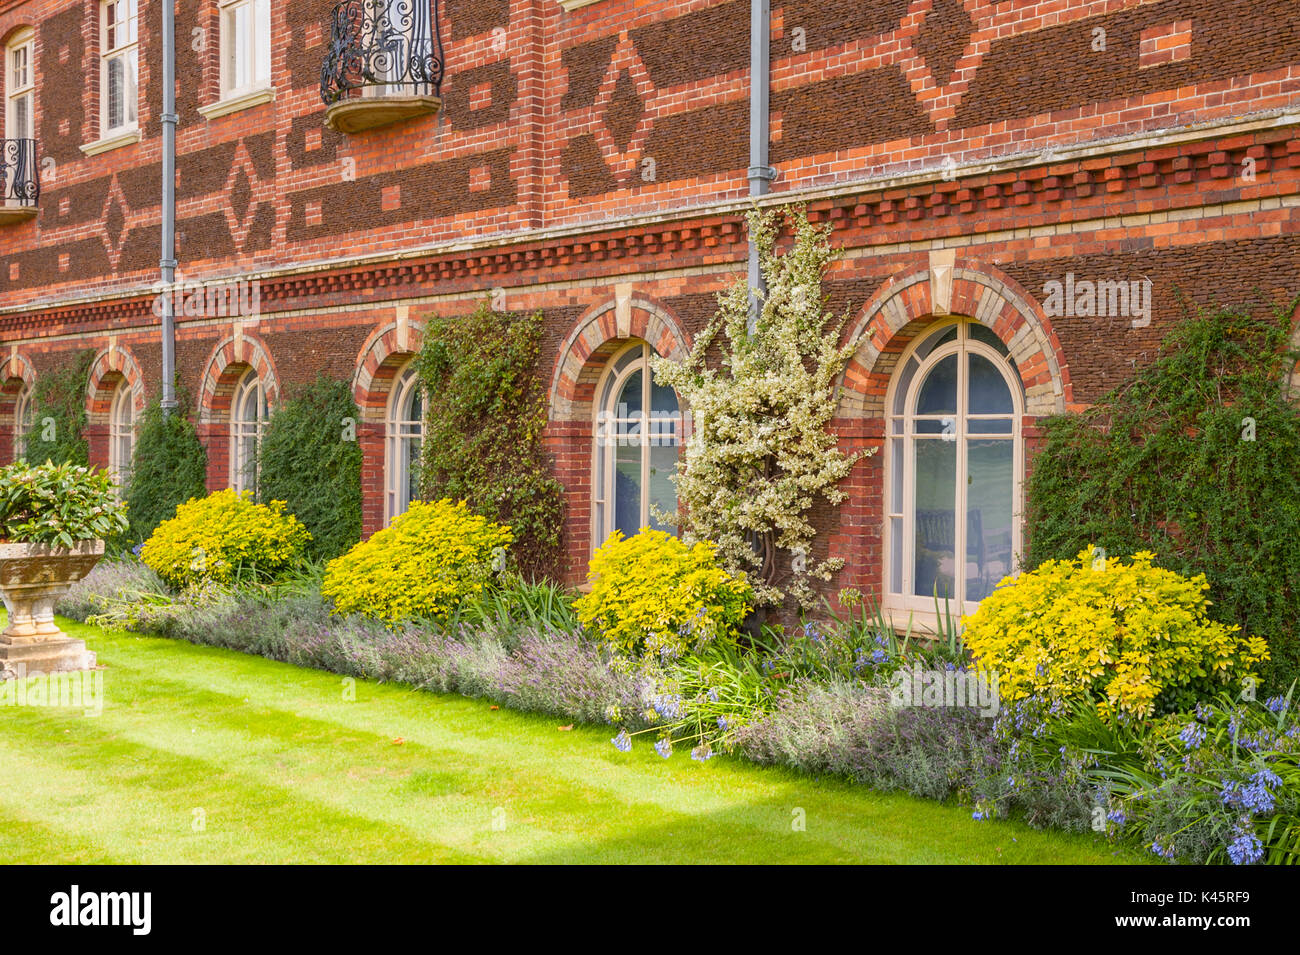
962 549 1270 720
322 499 512 623
140 489 311 587
575 529 753 659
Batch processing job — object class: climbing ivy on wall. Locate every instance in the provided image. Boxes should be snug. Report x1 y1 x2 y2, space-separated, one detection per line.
416 300 565 580
22 350 94 467
1024 297 1300 691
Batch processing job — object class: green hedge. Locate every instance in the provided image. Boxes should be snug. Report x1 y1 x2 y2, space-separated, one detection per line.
256 375 362 561
1024 299 1300 690
125 396 208 544
416 300 564 580
21 350 94 466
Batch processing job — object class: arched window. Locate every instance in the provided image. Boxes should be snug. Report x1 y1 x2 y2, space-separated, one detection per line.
385 361 423 523
592 341 681 549
108 380 134 493
883 320 1022 618
231 367 267 496
13 383 33 461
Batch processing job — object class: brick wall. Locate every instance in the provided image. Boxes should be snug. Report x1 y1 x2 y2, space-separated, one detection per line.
0 0 1297 602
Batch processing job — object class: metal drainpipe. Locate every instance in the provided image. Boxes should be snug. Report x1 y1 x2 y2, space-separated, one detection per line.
746 0 774 333
160 0 178 415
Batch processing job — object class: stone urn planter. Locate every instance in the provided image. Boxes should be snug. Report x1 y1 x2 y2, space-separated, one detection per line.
0 540 104 679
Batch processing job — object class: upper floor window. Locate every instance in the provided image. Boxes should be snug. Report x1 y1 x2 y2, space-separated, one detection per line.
385 361 423 524
220 0 272 98
592 342 681 550
100 0 138 135
6 28 34 141
108 380 134 493
231 367 267 496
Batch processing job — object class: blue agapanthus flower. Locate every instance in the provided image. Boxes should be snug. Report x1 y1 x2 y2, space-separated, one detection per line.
1179 722 1206 750
690 744 713 762
1264 696 1287 715
654 737 673 760
610 730 632 753
1227 828 1264 866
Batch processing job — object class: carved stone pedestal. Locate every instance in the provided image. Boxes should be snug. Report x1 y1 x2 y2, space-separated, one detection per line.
0 541 104 678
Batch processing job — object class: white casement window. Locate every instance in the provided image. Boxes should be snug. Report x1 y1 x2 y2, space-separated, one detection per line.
220 0 272 99
108 381 135 493
100 0 138 135
13 383 33 461
883 320 1023 622
231 368 267 497
384 362 423 524
591 342 681 550
5 28 34 141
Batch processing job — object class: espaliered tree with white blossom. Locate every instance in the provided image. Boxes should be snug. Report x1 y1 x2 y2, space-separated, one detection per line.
650 206 872 609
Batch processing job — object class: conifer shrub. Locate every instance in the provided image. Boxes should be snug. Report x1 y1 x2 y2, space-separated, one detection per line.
257 376 362 561
125 398 208 544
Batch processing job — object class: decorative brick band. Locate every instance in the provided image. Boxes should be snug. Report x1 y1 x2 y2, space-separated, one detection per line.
85 344 147 425
352 318 426 424
197 332 280 425
548 294 691 421
837 257 1072 418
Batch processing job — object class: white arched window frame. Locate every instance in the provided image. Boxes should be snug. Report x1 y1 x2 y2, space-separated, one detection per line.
230 367 267 496
108 380 134 493
384 361 424 524
13 382 33 460
882 320 1024 623
591 341 682 551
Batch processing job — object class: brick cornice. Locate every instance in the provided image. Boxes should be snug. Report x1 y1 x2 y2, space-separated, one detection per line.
3 113 1297 338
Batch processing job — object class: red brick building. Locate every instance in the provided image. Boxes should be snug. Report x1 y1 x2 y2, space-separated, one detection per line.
0 0 1297 622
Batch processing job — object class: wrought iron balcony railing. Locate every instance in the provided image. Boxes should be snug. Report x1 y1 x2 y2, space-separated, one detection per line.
320 0 445 133
0 139 39 220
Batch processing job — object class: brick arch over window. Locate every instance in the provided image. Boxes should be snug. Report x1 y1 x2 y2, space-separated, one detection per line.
196 332 280 491
0 352 36 464
85 345 146 471
351 319 425 536
548 296 691 423
836 259 1073 419
545 296 691 584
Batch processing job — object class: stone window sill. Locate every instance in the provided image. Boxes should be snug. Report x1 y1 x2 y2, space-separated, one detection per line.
198 87 276 121
79 128 141 157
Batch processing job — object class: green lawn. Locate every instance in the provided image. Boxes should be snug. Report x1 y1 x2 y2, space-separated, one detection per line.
0 619 1141 864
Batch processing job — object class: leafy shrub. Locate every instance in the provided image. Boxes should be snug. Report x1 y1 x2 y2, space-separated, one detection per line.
20 351 94 466
321 498 512 622
0 461 129 545
257 376 362 561
456 573 578 642
575 528 753 659
125 399 208 544
140 489 311 587
962 549 1269 719
1025 301 1300 690
417 301 564 579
